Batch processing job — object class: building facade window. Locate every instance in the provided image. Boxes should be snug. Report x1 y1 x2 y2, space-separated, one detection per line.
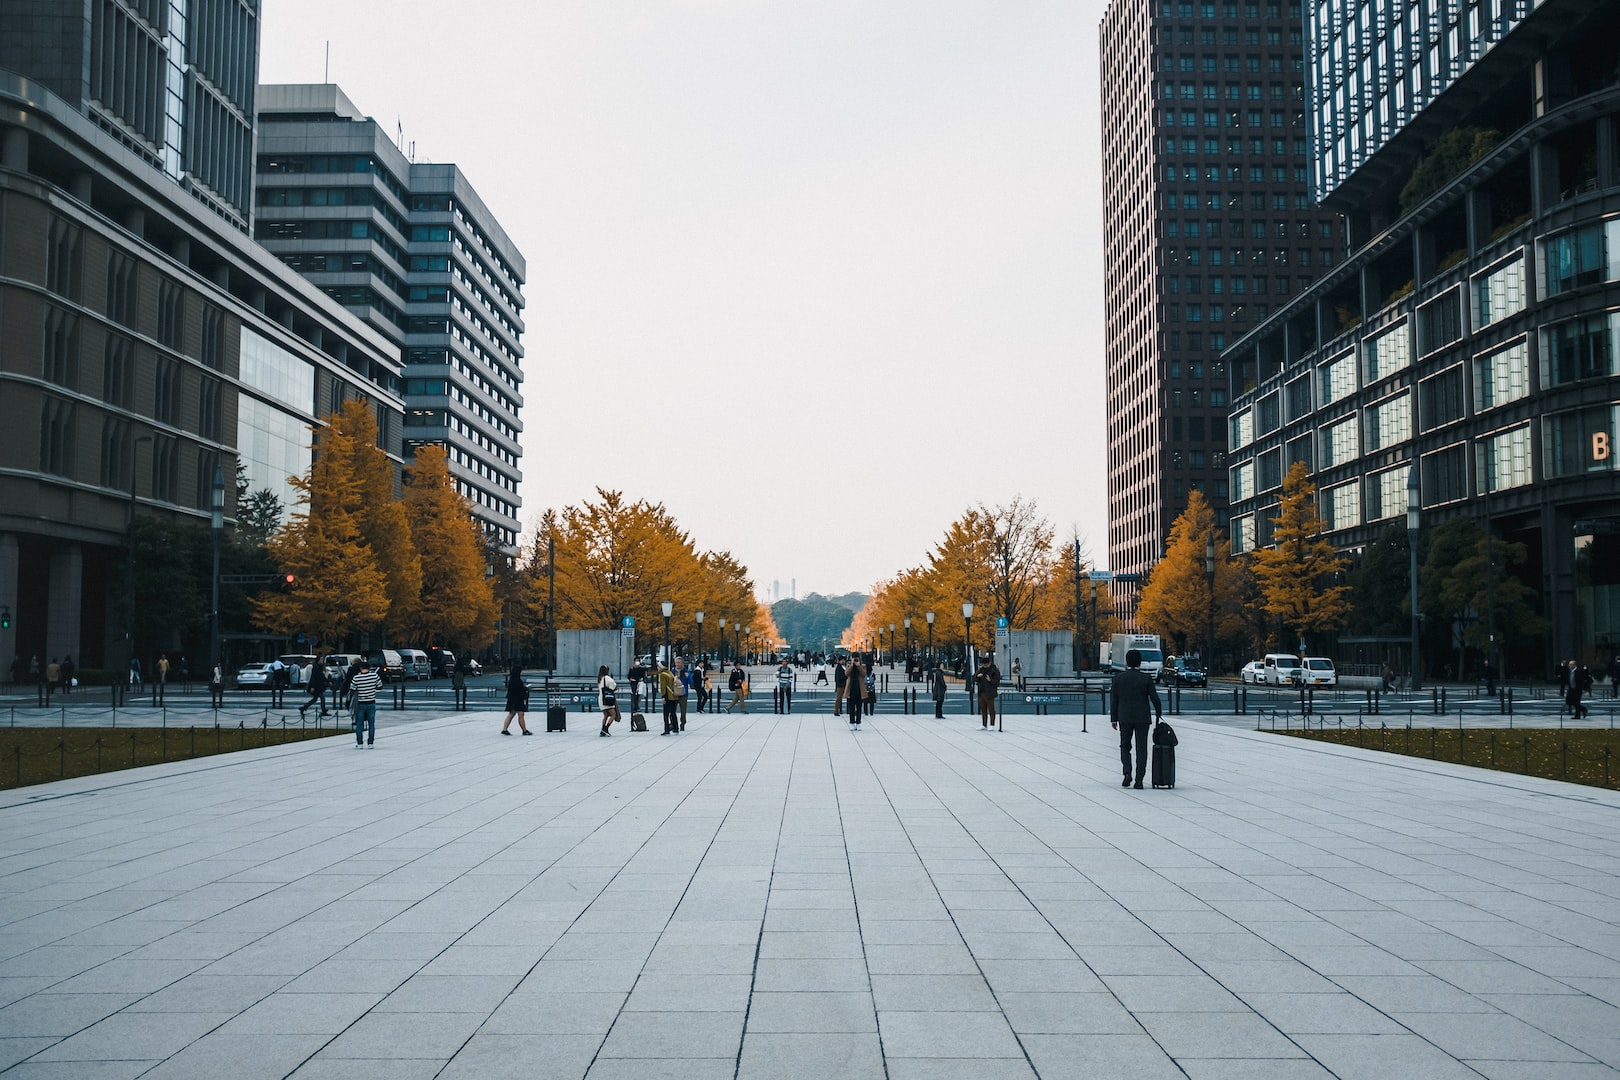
1417 288 1463 354
1364 391 1412 452
100 418 130 489
1477 425 1534 492
1419 365 1465 430
106 252 137 327
1473 256 1525 327
157 281 185 351
46 217 82 300
239 327 316 414
1544 219 1620 295
1421 444 1470 506
1474 340 1532 411
154 356 179 424
1320 414 1360 467
151 434 178 502
1541 311 1617 387
1321 349 1356 404
40 396 76 477
1543 405 1618 478
1364 320 1410 382
198 378 221 441
42 307 79 388
1366 465 1410 521
1322 479 1361 530
103 335 132 408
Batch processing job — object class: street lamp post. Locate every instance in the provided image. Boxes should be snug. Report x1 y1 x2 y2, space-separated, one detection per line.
210 465 224 690
926 611 934 664
888 623 895 668
962 601 974 694
124 434 153 701
695 610 704 667
1408 467 1422 692
661 602 673 674
1483 469 1496 688
719 618 726 664
1205 531 1216 675
903 617 912 678
737 624 744 665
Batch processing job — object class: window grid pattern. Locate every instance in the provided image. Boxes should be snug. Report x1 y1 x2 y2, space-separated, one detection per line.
1364 390 1412 451
1365 321 1410 382
1321 350 1356 404
1478 424 1533 493
1322 478 1362 530
1474 257 1525 327
1473 340 1531 411
1320 414 1360 467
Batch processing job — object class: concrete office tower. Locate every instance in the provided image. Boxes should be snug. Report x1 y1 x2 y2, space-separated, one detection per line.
0 0 259 226
1099 0 1342 584
0 6 405 675
1223 0 1619 673
255 85 526 554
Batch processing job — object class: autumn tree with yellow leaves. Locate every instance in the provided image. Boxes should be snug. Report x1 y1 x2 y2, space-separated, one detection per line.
848 498 1099 659
511 489 775 661
1135 491 1252 668
398 444 498 649
1251 461 1352 652
254 400 399 645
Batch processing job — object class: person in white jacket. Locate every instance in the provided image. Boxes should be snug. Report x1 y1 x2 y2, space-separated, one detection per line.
598 665 620 736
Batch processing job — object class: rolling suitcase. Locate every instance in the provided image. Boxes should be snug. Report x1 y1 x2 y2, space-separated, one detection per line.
1151 720 1177 788
630 713 648 732
1151 745 1175 788
546 705 566 732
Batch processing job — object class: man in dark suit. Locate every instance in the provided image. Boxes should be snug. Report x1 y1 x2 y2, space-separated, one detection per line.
1111 648 1162 789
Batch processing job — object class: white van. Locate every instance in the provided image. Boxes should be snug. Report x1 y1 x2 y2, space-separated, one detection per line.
1300 657 1338 686
397 649 430 681
1262 653 1302 686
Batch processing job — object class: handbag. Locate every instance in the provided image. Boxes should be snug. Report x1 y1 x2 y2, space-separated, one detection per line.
1152 720 1178 746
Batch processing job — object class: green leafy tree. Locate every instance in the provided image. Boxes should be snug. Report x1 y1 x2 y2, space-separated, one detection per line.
1251 462 1352 651
772 594 858 651
237 488 284 548
1422 516 1548 679
1347 524 1413 637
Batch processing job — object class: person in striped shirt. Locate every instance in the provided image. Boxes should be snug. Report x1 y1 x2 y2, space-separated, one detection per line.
350 658 383 747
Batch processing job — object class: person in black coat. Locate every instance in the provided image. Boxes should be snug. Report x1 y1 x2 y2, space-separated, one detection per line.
299 659 330 717
502 664 531 734
1110 648 1162 789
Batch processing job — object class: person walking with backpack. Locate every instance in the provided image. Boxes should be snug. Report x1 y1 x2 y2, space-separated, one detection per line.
725 662 747 713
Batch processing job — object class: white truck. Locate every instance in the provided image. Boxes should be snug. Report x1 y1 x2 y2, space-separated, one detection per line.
1102 633 1164 678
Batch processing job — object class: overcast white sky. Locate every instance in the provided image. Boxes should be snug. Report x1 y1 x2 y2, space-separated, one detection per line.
259 0 1114 597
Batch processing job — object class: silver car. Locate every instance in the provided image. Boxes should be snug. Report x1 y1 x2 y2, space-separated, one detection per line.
235 662 272 688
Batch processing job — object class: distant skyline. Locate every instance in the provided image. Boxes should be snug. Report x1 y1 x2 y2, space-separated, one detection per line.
259 0 1113 596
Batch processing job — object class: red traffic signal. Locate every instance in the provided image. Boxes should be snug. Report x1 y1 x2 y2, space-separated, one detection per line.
283 573 296 585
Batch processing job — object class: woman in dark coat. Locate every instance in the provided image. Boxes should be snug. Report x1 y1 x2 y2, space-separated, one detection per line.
502 664 531 735
845 658 865 726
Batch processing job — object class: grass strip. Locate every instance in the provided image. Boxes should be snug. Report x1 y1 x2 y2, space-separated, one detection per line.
2 724 346 790
1273 726 1620 790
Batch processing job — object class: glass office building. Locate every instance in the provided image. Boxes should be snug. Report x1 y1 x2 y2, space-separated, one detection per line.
0 4 404 675
255 85 526 555
1224 0 1620 674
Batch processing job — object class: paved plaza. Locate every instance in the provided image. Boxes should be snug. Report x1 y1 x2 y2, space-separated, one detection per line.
2 703 1619 1079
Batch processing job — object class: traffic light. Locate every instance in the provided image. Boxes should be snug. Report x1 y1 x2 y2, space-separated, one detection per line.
0 607 9 629
283 574 295 586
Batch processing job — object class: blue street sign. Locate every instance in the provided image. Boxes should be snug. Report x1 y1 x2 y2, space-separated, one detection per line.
996 617 1009 629
621 616 635 628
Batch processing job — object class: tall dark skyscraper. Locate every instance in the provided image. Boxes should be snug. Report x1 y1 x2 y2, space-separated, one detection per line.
1099 0 1341 581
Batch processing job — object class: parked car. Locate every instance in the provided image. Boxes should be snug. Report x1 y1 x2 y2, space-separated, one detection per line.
1159 657 1208 687
396 649 430 681
362 648 407 682
429 648 456 678
1300 656 1338 687
235 662 272 688
1240 660 1266 684
323 653 363 680
1262 653 1303 686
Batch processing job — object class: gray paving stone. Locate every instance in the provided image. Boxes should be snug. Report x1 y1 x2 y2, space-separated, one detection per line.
3 712 1619 1079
